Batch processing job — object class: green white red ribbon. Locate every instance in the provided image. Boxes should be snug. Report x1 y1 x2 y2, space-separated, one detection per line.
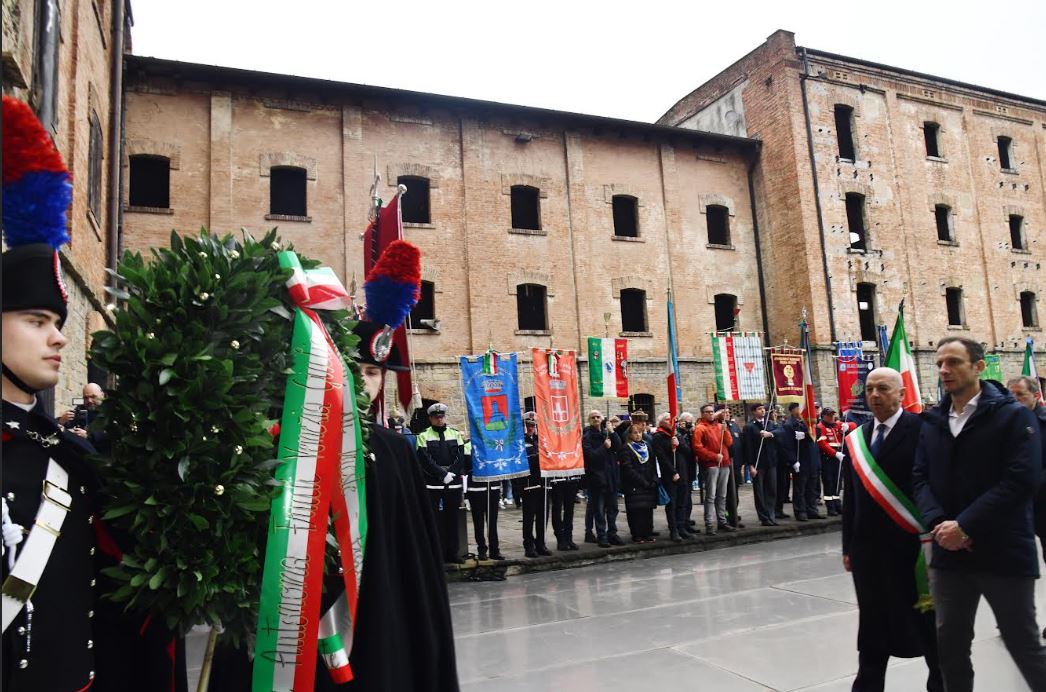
253 252 367 691
844 428 933 613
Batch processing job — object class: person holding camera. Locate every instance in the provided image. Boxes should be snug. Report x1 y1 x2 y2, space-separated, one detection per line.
58 383 107 449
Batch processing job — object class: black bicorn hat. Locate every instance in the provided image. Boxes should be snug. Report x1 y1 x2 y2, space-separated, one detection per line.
351 319 409 371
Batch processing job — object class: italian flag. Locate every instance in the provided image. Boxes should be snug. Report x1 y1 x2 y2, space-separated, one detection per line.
1023 337 1043 404
588 337 628 398
483 350 499 375
884 302 923 413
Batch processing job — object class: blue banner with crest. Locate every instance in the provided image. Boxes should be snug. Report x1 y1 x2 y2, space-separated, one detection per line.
460 352 529 481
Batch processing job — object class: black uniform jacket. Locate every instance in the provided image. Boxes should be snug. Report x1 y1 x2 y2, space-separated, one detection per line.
617 442 657 511
208 424 460 691
842 411 933 657
743 420 777 469
2 399 99 691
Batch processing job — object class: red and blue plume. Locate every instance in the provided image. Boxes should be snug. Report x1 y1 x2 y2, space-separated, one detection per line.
364 240 421 329
2 96 72 249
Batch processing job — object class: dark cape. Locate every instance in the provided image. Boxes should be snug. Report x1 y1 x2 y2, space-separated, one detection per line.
208 423 459 691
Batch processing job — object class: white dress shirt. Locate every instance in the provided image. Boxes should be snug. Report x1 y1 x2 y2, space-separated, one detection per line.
948 391 981 437
871 407 904 442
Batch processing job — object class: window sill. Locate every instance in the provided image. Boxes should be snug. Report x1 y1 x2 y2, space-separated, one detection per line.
126 205 173 215
1011 248 1032 255
407 328 440 335
1022 326 1042 332
926 156 948 164
266 214 312 223
509 228 546 236
611 235 645 243
86 209 103 242
706 243 735 251
404 222 435 229
846 247 879 255
515 329 551 336
937 239 959 247
620 331 652 338
946 324 969 331
1001 168 1019 176
836 158 869 167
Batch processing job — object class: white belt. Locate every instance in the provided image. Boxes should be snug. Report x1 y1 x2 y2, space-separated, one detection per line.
426 484 463 490
2 460 71 633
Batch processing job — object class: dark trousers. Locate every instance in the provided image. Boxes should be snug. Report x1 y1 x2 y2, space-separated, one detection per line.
550 479 579 545
626 506 654 540
852 647 943 692
752 463 778 523
467 485 500 556
776 462 791 513
664 479 689 533
821 454 842 513
794 461 821 518
585 485 619 539
427 487 463 562
929 568 1046 692
521 487 547 551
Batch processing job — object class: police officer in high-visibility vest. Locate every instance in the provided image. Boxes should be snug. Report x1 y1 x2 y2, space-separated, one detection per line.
416 403 467 564
816 408 854 516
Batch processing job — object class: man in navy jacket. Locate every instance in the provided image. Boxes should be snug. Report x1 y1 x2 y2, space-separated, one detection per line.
913 336 1046 692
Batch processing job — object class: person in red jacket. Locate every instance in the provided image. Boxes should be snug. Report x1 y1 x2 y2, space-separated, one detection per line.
815 408 855 516
692 404 734 535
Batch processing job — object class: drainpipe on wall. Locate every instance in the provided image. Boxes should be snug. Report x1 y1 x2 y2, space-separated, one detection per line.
798 47 837 343
105 0 126 291
745 147 771 338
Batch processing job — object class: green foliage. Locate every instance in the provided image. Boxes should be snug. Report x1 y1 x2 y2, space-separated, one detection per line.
90 228 365 645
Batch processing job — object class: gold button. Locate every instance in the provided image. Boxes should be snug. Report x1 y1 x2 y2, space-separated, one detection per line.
87 639 94 649
90 548 95 556
88 610 94 618
90 579 96 587
88 516 94 524
17 626 25 635
18 659 28 669
80 486 86 494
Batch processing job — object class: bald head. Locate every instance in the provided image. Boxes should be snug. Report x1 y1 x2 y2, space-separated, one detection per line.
83 382 104 408
865 367 904 422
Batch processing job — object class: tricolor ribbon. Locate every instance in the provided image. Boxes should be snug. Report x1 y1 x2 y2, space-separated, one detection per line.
844 428 933 613
253 252 368 691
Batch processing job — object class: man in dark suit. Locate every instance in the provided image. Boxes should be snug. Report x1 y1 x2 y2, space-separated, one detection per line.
745 403 778 526
913 337 1046 692
842 367 942 692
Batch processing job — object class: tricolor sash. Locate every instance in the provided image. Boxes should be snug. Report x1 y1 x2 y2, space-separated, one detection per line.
253 252 368 691
844 427 933 613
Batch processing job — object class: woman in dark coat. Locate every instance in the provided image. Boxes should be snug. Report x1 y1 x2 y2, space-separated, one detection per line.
618 423 658 543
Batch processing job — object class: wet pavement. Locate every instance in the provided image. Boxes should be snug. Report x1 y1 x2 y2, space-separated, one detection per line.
449 532 1044 691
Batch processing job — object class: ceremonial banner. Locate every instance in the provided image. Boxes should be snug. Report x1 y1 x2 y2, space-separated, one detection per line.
531 349 584 477
836 342 874 421
666 292 682 418
884 300 923 413
770 349 805 406
799 319 818 429
587 337 629 398
460 351 529 482
980 353 1003 382
711 332 766 401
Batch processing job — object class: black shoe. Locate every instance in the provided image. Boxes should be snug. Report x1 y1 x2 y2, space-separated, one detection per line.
678 529 693 539
688 520 697 527
718 523 737 532
490 552 506 561
567 541 579 551
598 539 611 548
651 531 661 537
584 533 597 544
557 542 569 551
776 512 790 519
670 532 682 542
796 514 809 522
525 548 539 558
808 513 826 520
760 520 775 527
537 545 552 556
608 534 625 546
477 551 488 561
705 526 717 536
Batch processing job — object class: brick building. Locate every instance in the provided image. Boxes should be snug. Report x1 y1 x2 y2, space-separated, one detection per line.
660 30 1046 404
2 0 130 412
120 56 767 425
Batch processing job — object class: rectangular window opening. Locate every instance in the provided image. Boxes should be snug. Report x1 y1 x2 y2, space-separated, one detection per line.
998 136 1013 170
511 186 541 231
1009 215 1025 250
516 283 547 330
856 283 876 342
945 288 964 327
87 111 104 220
845 193 867 250
834 105 856 160
620 288 647 332
410 281 435 326
128 155 171 209
706 205 731 246
713 294 737 332
612 195 639 237
270 166 307 217
398 176 431 224
924 122 941 158
934 205 952 242
1021 292 1038 329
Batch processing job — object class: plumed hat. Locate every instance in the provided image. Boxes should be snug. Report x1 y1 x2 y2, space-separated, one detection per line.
2 97 73 327
352 240 421 371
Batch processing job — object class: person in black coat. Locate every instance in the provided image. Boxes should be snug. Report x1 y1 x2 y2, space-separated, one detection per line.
676 413 697 530
775 403 823 521
651 413 687 541
582 411 623 547
913 337 1046 692
744 403 779 526
521 412 552 558
618 423 658 543
841 368 942 692
1007 375 1046 566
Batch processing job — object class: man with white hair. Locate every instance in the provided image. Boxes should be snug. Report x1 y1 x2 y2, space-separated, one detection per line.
842 366 942 691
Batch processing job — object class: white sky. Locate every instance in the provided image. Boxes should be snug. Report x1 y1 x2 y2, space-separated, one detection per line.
130 0 1045 123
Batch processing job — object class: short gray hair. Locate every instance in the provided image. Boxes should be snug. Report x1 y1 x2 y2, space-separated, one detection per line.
1007 375 1041 395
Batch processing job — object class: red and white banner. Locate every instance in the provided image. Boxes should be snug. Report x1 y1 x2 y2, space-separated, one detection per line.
532 349 584 478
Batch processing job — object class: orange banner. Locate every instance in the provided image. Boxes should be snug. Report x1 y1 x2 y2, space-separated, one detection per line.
531 348 584 477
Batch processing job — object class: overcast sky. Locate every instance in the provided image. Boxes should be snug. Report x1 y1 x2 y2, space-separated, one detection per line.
130 0 1045 123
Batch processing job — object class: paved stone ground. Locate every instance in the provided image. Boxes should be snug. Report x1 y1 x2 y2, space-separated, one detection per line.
450 532 1044 691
